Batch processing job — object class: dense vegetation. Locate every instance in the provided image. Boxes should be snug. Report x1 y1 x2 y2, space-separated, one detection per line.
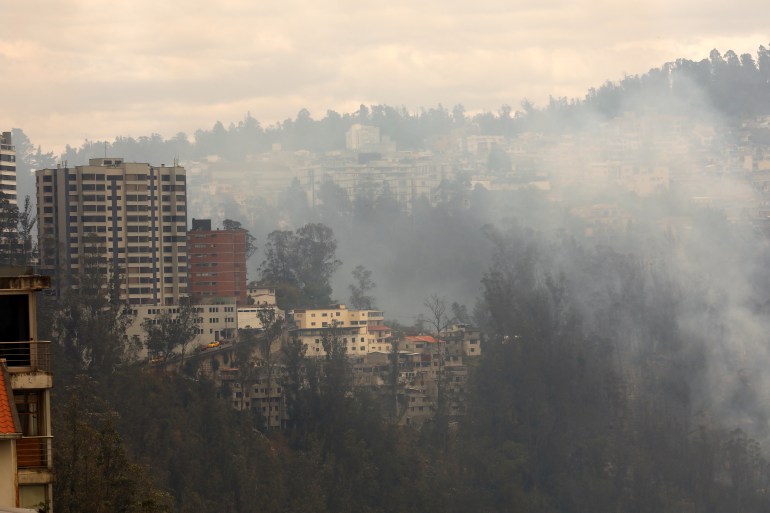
47 211 770 512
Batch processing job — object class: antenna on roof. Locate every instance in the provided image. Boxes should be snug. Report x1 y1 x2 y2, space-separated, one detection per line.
104 142 107 158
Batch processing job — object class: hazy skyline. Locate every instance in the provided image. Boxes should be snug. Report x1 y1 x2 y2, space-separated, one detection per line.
2 0 768 153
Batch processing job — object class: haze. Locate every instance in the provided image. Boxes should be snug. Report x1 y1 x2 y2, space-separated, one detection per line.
2 0 767 152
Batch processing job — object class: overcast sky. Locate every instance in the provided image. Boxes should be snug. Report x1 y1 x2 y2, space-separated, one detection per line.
2 0 768 154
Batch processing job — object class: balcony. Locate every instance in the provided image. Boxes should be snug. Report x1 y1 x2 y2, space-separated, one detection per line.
0 341 51 373
16 436 53 469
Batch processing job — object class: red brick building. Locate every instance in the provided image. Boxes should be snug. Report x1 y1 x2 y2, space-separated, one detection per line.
188 219 248 305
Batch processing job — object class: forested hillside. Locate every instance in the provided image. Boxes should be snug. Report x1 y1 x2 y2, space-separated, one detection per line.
47 208 770 513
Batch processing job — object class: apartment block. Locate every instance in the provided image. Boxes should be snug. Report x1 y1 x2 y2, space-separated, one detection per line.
289 304 390 357
36 158 188 305
0 132 16 206
0 266 53 511
126 300 239 356
188 218 248 305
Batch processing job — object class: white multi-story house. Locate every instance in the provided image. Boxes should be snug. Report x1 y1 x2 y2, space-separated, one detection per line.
289 304 391 356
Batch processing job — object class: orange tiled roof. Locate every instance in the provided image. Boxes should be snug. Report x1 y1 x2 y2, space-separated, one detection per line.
368 325 391 331
0 361 21 437
405 335 440 344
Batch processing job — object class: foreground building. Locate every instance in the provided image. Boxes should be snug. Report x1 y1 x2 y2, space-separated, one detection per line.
36 158 188 305
0 266 53 511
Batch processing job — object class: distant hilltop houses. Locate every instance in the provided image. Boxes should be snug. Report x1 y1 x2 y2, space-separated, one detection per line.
180 113 770 242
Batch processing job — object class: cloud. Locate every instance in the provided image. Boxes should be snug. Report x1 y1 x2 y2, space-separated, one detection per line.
2 0 768 152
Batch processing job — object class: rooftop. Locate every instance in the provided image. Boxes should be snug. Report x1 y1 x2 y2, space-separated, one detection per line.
405 335 441 344
0 362 21 438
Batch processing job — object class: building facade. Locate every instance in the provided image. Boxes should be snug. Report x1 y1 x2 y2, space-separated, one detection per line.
188 219 248 305
289 304 390 357
0 133 16 206
36 158 188 305
126 300 239 359
0 267 53 511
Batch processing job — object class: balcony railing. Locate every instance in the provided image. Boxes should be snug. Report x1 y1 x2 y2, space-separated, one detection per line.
16 436 53 469
0 341 51 373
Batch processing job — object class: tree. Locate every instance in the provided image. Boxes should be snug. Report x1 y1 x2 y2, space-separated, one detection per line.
259 230 301 309
54 239 137 375
0 192 19 264
256 307 284 430
349 265 376 309
143 303 200 366
259 223 341 309
54 376 172 513
222 218 257 259
294 223 341 307
16 195 36 265
281 334 308 429
422 294 454 451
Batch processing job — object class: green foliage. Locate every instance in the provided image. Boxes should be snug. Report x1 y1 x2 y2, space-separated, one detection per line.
259 223 341 309
142 303 200 363
0 193 36 266
222 219 257 258
53 254 137 375
349 264 376 309
54 376 172 513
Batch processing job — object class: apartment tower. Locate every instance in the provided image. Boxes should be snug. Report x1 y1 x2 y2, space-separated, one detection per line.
188 218 248 305
36 158 188 305
0 132 16 205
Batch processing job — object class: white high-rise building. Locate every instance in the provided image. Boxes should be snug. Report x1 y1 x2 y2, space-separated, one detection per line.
0 132 16 205
36 158 188 305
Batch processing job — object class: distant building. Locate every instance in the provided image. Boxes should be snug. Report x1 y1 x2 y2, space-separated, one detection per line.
36 158 188 305
187 219 248 306
247 285 277 306
0 132 16 206
441 324 482 357
0 266 53 511
126 300 239 356
346 124 381 152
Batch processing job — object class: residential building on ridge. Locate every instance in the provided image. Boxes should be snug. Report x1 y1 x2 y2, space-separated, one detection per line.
289 304 390 356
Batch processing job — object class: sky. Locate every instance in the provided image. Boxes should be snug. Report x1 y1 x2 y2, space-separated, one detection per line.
1 0 768 154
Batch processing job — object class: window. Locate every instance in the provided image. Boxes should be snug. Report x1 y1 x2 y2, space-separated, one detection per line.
15 391 43 436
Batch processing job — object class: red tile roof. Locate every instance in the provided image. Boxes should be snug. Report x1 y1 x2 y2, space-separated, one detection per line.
368 325 391 331
0 361 21 438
